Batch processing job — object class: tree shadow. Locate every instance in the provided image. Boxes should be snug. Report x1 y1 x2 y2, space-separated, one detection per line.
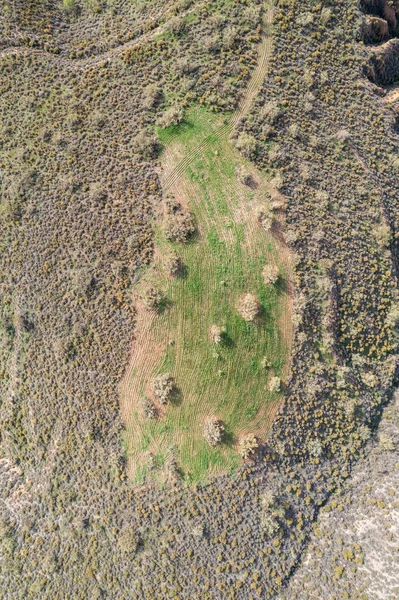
246 175 258 190
220 332 235 349
222 428 237 448
275 276 289 296
178 263 189 280
170 387 183 407
156 297 173 315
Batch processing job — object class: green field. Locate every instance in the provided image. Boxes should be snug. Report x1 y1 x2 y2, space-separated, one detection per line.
121 106 290 483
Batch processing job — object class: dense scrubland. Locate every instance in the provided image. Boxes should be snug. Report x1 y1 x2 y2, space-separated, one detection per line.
0 0 399 598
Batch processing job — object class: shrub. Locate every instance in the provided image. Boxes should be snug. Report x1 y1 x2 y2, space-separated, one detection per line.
268 376 281 393
153 374 175 404
203 34 221 53
223 26 237 49
234 133 257 159
142 84 163 110
164 451 179 478
133 130 158 159
244 5 261 27
62 0 77 13
164 251 181 276
143 286 163 311
118 528 139 554
257 208 273 232
239 434 259 459
261 356 271 369
262 264 279 286
378 433 395 452
203 417 224 446
260 491 285 536
164 209 196 243
238 293 260 322
307 439 323 458
210 324 226 344
261 101 282 125
374 223 390 247
157 107 184 129
141 397 157 420
235 165 253 187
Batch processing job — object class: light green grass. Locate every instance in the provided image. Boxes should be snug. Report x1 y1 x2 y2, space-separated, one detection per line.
124 107 290 483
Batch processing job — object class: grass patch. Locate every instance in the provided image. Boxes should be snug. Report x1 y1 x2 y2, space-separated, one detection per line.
123 106 290 483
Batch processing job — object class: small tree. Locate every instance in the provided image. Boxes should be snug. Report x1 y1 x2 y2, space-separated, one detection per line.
262 264 279 286
165 16 185 36
235 165 254 187
239 434 258 459
134 130 158 159
153 374 175 404
210 324 226 344
238 293 260 322
203 417 224 446
142 84 163 110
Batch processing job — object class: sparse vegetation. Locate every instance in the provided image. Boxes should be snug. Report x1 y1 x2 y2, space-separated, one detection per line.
123 104 288 482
